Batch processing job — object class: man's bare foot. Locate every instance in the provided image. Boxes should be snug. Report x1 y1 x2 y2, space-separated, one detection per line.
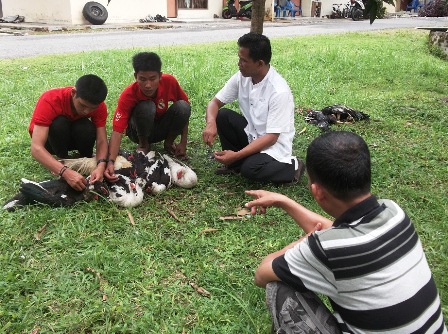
164 142 175 155
175 154 189 161
137 145 150 155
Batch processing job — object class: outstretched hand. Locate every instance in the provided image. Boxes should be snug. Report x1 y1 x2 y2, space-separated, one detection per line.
244 190 287 215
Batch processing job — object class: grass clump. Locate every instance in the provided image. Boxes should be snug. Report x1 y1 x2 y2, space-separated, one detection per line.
0 29 447 333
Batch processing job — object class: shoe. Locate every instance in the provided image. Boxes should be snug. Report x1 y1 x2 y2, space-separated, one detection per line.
284 159 305 186
215 166 236 175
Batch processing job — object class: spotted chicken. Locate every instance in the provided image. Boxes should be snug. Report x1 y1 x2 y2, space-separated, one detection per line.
107 174 144 208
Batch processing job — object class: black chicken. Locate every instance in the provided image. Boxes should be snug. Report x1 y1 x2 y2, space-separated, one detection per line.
2 178 109 211
304 104 370 131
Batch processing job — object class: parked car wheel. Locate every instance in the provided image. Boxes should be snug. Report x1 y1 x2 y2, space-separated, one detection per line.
222 9 232 19
352 8 363 21
83 1 108 25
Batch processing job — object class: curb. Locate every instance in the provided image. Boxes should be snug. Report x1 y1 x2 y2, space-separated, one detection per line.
0 17 327 35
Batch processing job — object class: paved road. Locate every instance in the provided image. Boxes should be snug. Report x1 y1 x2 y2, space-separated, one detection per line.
1 16 447 59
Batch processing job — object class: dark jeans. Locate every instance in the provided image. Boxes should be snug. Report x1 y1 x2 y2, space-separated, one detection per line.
126 100 191 144
44 116 96 158
266 281 342 334
216 108 296 184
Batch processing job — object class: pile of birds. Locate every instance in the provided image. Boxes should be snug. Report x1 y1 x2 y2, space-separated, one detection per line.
304 104 370 131
139 14 169 22
2 150 197 211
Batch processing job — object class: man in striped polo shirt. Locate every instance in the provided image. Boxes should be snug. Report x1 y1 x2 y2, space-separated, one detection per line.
245 131 446 333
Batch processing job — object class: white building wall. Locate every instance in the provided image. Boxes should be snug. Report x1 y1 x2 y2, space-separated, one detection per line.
2 0 168 24
1 0 307 24
177 7 221 20
2 0 73 24
99 0 167 24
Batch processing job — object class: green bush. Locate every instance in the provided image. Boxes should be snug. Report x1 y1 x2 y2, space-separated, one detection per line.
419 0 448 17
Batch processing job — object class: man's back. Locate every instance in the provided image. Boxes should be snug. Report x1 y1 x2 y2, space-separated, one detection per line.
274 197 446 333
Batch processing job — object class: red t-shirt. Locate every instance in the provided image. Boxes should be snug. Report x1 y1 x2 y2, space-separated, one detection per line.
28 87 108 136
112 74 189 133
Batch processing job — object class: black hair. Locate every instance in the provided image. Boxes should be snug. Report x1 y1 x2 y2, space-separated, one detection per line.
75 74 108 105
237 32 272 64
306 131 371 201
132 52 162 73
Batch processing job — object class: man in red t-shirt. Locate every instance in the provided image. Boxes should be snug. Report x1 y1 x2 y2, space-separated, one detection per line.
105 52 191 182
29 74 109 191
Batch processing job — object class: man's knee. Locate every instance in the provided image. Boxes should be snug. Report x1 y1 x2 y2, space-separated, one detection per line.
240 162 259 181
172 100 191 122
265 281 341 334
132 100 156 121
239 155 268 181
216 107 232 120
49 116 70 135
72 118 96 139
175 100 191 113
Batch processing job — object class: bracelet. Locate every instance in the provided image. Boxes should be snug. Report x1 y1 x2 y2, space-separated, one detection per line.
108 159 115 165
59 165 68 177
96 159 108 165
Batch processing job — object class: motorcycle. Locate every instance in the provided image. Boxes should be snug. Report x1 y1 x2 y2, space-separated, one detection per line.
330 3 345 18
222 0 253 19
349 0 365 20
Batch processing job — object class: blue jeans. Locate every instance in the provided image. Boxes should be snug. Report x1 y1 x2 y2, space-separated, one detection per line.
283 9 298 17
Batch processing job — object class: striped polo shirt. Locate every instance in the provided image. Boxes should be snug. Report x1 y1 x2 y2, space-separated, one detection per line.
272 196 447 333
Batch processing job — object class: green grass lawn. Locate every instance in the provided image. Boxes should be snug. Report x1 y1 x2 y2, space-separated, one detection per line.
0 29 447 333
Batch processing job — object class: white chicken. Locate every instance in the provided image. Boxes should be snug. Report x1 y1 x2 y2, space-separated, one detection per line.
162 154 198 189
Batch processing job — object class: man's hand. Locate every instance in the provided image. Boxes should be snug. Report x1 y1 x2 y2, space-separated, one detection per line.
173 142 187 160
214 150 239 166
104 162 119 183
245 190 287 215
63 169 88 191
89 166 105 183
202 122 217 147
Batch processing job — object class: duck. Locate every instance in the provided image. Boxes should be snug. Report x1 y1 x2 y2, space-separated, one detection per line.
2 177 109 211
106 174 144 208
143 154 172 194
304 104 369 131
4 149 198 210
163 154 198 189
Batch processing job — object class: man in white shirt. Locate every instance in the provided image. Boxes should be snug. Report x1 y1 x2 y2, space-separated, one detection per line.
202 32 304 184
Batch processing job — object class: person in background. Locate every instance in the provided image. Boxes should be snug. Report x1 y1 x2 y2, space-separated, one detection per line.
284 0 301 17
202 32 304 185
274 0 283 17
246 131 447 333
29 74 109 191
105 52 191 182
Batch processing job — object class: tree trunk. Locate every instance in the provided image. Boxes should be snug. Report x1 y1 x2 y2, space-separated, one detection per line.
251 0 266 34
